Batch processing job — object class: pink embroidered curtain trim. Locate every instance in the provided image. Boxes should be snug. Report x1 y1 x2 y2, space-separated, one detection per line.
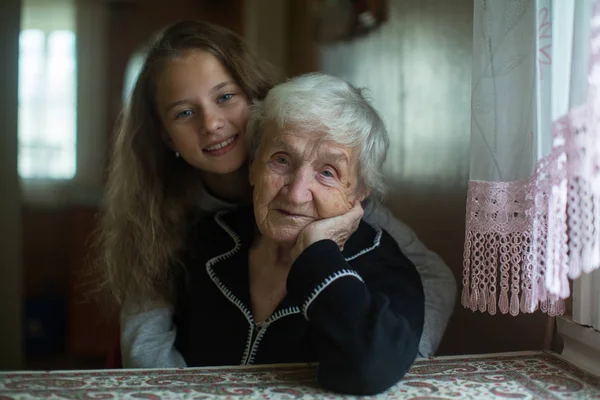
462 2 600 316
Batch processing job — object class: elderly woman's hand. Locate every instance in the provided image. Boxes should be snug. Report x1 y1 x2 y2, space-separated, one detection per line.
291 200 364 262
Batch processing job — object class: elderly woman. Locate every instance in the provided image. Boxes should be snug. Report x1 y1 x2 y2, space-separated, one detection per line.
173 73 424 395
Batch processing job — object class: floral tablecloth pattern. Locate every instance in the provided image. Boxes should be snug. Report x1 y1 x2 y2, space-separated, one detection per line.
1 351 599 399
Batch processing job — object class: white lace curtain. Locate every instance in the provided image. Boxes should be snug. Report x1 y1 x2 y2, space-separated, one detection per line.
463 0 600 316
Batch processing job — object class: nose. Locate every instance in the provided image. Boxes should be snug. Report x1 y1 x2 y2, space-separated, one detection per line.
200 104 225 134
283 166 314 205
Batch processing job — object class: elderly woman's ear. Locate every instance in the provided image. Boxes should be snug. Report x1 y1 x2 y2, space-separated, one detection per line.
355 188 371 203
352 175 371 203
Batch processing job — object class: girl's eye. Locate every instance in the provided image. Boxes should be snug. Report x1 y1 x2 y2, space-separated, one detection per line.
176 110 194 119
218 93 234 103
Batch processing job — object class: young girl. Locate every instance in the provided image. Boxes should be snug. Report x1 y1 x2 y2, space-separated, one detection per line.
95 20 455 368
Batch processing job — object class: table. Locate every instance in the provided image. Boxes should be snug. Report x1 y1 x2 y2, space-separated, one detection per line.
1 351 599 399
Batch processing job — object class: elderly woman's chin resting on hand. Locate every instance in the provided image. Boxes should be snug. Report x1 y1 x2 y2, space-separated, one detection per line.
173 73 425 395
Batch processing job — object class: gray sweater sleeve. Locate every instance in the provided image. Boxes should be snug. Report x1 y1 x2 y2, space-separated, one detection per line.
120 298 187 368
362 199 456 358
120 190 237 368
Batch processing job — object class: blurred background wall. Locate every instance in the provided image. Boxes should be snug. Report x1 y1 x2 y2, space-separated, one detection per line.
0 0 23 371
1 0 557 370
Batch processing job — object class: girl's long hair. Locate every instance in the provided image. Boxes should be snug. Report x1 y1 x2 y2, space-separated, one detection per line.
93 21 277 308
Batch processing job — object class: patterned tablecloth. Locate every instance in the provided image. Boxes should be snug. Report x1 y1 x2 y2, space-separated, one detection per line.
1 351 599 399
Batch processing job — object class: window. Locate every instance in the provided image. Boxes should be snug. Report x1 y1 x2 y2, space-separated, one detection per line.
18 0 77 180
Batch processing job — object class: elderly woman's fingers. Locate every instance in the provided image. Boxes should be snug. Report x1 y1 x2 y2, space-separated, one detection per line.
291 199 366 261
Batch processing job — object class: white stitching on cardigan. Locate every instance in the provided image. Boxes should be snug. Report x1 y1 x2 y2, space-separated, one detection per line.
205 211 254 365
246 307 301 365
301 270 364 320
205 212 382 363
297 222 381 319
206 211 301 365
344 221 382 261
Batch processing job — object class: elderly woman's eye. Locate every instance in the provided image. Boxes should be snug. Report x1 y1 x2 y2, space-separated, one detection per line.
274 156 289 165
321 169 336 178
176 109 194 119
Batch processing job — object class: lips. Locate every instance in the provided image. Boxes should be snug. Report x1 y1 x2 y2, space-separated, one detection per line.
276 209 312 219
202 135 238 156
204 135 237 152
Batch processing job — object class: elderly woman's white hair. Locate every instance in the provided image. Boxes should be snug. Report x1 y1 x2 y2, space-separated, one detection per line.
246 72 390 199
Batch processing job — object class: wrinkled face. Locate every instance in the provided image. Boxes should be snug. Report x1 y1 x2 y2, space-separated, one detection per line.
156 50 250 175
250 121 367 244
